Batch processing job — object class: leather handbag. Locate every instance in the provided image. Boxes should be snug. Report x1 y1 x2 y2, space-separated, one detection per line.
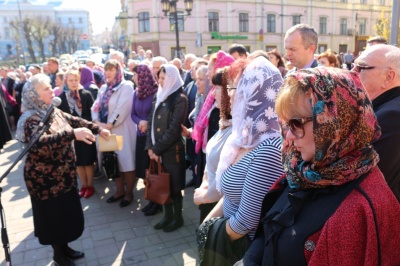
102 152 120 180
144 160 171 205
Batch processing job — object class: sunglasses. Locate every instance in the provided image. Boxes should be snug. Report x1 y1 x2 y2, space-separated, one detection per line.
351 63 390 73
282 117 313 138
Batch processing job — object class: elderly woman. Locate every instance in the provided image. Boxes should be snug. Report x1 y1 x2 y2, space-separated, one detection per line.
130 64 159 216
59 69 97 198
16 74 110 266
239 67 400 265
146 64 188 232
92 59 137 208
198 55 285 265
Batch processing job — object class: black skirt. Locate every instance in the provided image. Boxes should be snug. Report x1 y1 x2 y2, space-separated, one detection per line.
30 189 84 245
136 135 150 178
74 140 97 166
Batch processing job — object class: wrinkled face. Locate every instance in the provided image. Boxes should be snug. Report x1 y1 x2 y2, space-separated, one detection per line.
158 71 166 88
285 30 315 69
211 85 222 108
105 67 117 82
36 81 54 105
152 61 163 79
65 74 79 91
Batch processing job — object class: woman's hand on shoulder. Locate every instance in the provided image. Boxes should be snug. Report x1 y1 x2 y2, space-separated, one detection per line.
74 128 95 144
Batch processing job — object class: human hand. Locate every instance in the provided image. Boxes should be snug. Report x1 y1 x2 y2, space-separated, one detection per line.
99 128 111 141
74 128 95 144
193 188 207 205
180 124 192 138
138 120 148 133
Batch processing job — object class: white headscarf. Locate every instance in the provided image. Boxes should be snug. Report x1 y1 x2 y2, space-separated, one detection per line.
151 64 184 144
215 56 283 191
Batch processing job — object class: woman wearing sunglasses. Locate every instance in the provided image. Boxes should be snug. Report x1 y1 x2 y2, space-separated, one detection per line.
238 67 400 265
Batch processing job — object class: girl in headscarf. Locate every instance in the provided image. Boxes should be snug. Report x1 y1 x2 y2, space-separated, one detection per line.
145 64 188 232
240 67 400 265
92 59 137 208
80 66 99 99
59 69 97 198
16 74 110 266
130 64 159 215
198 55 285 265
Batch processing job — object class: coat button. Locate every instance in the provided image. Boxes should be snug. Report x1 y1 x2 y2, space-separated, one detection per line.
162 103 166 106
157 128 160 132
158 115 161 119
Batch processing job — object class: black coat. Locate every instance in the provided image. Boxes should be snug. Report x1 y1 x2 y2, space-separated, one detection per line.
145 89 188 194
58 89 94 121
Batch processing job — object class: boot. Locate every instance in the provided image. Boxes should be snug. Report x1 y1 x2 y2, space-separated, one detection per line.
163 198 184 232
144 203 162 216
52 244 75 266
154 203 173 230
141 201 154 212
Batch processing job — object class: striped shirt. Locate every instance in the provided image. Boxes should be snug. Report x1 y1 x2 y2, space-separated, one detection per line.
221 137 283 240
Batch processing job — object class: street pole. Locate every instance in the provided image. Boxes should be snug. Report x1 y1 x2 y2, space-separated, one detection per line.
17 0 26 65
390 0 400 46
173 5 181 59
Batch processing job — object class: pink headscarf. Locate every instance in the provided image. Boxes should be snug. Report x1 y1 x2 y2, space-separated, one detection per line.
191 50 235 153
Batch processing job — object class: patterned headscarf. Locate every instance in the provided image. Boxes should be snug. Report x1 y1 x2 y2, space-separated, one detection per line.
192 51 235 153
215 56 283 191
135 64 158 99
151 64 184 144
91 60 124 120
80 66 96 89
16 74 50 142
282 67 381 190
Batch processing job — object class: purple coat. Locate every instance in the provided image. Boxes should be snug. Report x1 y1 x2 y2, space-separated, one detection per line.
131 90 155 137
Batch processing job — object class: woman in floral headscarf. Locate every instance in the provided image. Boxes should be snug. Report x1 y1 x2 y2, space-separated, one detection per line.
146 64 188 232
130 64 159 216
92 59 137 208
239 67 400 265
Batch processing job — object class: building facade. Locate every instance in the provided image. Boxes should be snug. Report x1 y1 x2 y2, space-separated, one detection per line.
125 0 392 60
0 0 91 62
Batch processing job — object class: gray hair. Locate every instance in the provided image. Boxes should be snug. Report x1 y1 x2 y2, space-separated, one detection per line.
152 56 168 65
286 24 318 51
109 50 125 62
384 46 400 77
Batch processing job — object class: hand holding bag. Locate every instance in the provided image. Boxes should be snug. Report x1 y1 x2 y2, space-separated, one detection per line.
144 159 171 205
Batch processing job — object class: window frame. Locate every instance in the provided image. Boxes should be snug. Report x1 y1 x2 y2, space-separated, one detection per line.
239 13 249 32
340 18 347 35
208 12 219 32
169 11 184 32
138 11 150 33
267 14 276 33
319 16 327 35
292 15 301 26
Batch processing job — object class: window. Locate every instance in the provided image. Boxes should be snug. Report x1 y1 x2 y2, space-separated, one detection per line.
339 44 347 54
359 18 366 35
380 0 385 4
318 44 327 54
239 13 249 32
68 17 72 23
292 15 301 26
319 17 327 35
3 17 7 23
340 18 347 35
265 45 277 52
138 12 150 33
5 27 10 38
169 11 184 31
360 0 367 3
208 12 219 32
341 0 348 2
207 46 221 54
79 17 83 24
171 47 186 59
267 14 276 33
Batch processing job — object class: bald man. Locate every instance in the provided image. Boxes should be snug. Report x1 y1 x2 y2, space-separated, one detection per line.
355 44 400 202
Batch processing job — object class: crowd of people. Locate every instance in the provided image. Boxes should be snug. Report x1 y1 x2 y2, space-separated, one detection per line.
1 23 399 265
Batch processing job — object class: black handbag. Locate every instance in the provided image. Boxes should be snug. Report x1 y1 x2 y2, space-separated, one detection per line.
101 152 120 179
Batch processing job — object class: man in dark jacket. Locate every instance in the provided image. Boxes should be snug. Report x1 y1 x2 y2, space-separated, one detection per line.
284 24 319 76
355 44 400 202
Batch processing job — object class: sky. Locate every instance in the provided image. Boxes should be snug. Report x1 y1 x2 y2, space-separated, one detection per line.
39 0 122 35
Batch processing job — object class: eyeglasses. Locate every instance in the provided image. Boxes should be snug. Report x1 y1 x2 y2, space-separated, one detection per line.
351 63 390 73
282 117 313 139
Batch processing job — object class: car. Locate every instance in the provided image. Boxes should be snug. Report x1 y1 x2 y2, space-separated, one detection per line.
77 53 90 64
59 54 75 65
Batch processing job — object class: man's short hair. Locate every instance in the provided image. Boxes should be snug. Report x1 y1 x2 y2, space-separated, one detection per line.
285 24 318 51
152 56 168 65
48 57 59 65
367 36 388 45
228 44 247 56
109 51 125 62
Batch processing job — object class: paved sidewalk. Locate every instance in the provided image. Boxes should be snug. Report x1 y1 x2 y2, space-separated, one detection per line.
0 140 200 266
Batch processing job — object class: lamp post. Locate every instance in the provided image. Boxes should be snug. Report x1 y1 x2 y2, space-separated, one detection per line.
161 0 193 59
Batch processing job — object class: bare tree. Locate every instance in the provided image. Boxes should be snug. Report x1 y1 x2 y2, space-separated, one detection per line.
66 26 82 52
48 20 63 56
30 16 51 62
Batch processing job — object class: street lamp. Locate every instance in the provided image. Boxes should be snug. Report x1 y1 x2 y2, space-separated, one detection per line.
161 0 193 59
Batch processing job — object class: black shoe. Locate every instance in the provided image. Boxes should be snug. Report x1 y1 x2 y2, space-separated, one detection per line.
119 199 131 208
53 255 75 266
64 247 85 260
144 203 162 216
185 178 195 188
106 195 124 203
141 201 154 212
154 204 173 230
163 216 184 232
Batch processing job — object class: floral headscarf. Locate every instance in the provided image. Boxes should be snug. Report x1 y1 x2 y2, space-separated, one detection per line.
192 51 235 153
16 74 50 142
135 64 158 99
283 67 381 190
91 61 124 121
151 64 184 145
216 56 283 191
80 66 96 89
